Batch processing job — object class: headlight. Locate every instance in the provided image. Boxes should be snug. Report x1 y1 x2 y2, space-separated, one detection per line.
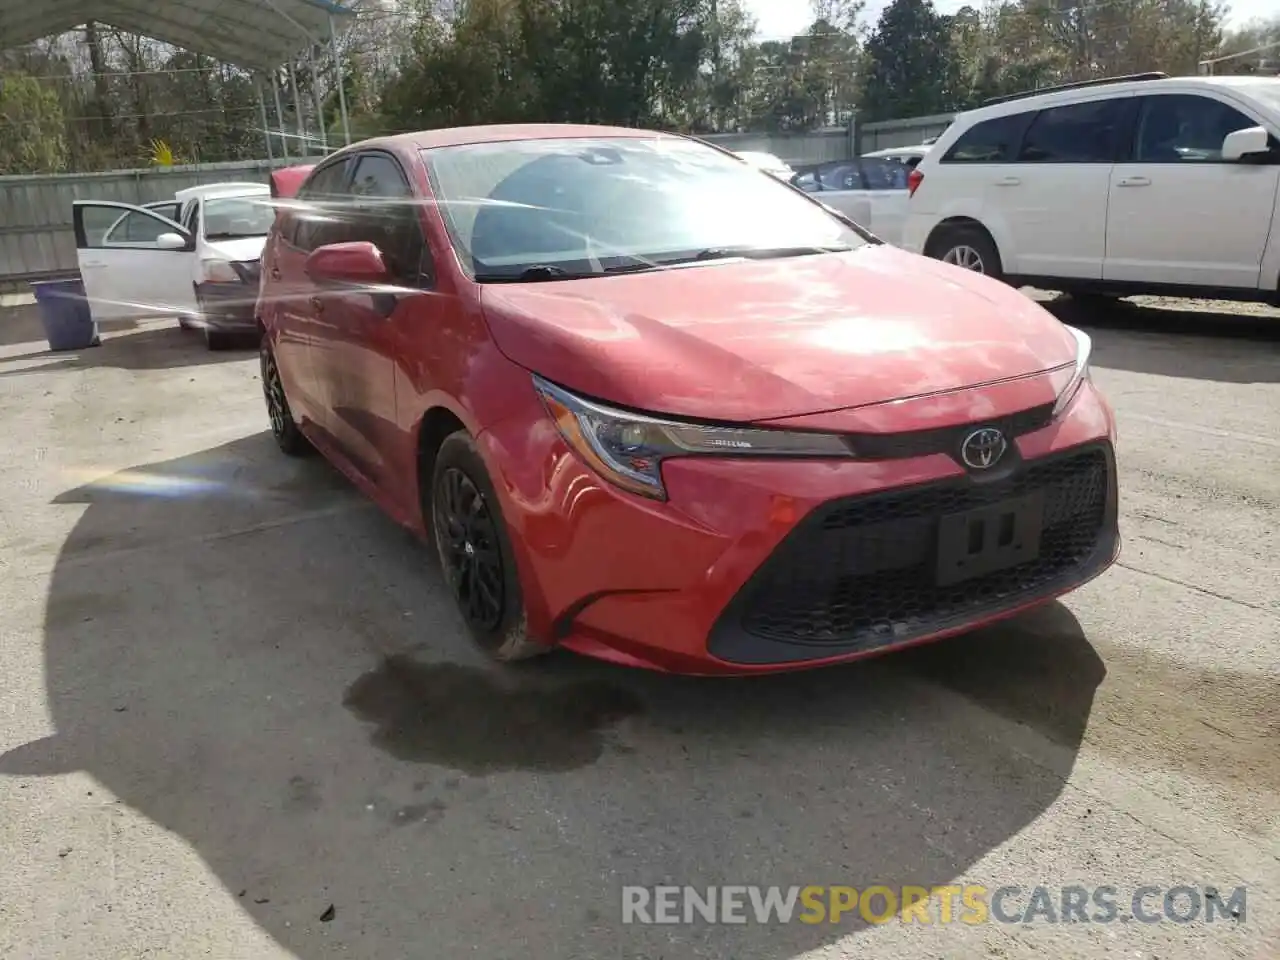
201 259 240 283
532 375 854 500
1050 325 1092 418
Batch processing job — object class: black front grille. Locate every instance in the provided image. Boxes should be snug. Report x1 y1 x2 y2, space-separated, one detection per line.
709 445 1115 664
849 402 1055 461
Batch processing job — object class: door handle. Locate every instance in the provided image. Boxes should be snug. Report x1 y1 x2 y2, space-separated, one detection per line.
1116 177 1151 187
309 296 324 313
993 176 1021 186
270 267 281 279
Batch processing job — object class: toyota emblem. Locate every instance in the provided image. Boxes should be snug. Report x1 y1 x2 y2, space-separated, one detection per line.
960 427 1007 470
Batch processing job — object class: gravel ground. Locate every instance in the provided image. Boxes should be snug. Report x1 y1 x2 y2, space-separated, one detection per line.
0 292 1276 960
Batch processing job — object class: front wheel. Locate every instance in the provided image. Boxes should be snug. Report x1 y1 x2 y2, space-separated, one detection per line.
929 226 1004 282
205 326 233 351
430 430 547 662
259 337 311 457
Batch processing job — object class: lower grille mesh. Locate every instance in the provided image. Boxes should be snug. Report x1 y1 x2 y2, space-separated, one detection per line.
735 447 1111 649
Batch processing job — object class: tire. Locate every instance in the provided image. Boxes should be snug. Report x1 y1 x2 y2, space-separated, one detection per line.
430 430 546 662
928 225 1004 281
205 326 233 351
259 337 312 457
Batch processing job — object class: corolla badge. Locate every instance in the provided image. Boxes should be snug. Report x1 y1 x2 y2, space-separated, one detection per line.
960 427 1007 470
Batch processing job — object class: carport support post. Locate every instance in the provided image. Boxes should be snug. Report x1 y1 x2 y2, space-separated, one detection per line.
288 61 308 154
329 14 351 146
256 80 274 161
307 45 329 154
271 72 290 158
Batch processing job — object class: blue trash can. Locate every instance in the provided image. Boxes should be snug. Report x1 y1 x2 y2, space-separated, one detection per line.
30 278 100 351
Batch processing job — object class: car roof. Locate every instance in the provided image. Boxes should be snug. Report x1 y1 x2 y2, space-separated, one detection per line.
954 74 1280 127
353 123 676 153
174 182 270 203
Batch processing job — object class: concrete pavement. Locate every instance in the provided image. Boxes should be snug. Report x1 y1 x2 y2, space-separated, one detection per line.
0 294 1276 959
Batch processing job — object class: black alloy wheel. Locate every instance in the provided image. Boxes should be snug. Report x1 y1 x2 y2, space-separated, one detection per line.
259 338 311 456
428 430 546 661
434 466 506 632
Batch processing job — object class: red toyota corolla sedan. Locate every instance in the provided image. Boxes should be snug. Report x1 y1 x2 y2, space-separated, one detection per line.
255 123 1119 676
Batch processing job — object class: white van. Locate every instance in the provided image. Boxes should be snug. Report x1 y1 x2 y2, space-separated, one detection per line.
901 72 1280 305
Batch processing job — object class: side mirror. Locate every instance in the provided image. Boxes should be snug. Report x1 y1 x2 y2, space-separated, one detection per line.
155 232 188 250
1221 125 1270 162
305 241 391 286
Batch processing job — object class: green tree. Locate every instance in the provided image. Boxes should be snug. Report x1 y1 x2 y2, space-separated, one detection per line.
858 0 963 121
381 0 718 131
1020 0 1225 81
950 2 1065 108
0 72 68 173
1207 13 1280 74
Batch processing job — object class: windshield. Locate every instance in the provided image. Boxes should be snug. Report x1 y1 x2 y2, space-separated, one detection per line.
420 136 868 281
202 195 275 240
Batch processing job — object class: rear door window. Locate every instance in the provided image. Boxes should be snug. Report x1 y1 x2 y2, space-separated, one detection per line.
814 161 861 191
858 158 910 189
941 112 1034 163
1017 99 1130 163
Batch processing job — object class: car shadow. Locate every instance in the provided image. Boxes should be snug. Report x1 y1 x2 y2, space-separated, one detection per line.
1040 293 1280 385
0 323 253 374
0 433 1106 958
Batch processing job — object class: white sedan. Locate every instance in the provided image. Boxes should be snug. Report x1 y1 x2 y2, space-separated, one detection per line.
71 182 274 349
788 157 913 246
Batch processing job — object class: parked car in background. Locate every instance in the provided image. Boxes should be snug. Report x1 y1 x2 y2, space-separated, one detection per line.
72 182 276 348
790 156 913 244
255 122 1119 676
903 73 1280 305
734 150 796 180
861 144 933 168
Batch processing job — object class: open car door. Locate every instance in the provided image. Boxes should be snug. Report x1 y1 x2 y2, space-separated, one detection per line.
72 201 200 324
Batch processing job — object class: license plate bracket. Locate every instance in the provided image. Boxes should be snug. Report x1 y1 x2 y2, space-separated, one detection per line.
935 492 1044 587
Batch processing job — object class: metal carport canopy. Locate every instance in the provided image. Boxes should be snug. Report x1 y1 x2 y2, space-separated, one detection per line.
0 0 355 72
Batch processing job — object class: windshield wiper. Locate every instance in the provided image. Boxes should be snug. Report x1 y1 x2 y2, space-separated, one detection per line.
475 264 594 283
684 244 854 263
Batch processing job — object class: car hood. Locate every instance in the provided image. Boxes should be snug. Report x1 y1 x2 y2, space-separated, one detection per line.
479 244 1078 423
203 236 266 263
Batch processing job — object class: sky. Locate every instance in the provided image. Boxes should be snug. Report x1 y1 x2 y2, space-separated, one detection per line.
744 0 1276 43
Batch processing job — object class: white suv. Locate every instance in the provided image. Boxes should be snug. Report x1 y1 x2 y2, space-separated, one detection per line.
900 73 1280 305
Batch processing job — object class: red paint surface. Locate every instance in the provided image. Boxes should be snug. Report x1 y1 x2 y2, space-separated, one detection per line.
258 125 1119 675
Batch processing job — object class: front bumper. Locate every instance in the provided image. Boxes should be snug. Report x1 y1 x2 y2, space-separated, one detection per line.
195 280 259 332
479 379 1119 676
